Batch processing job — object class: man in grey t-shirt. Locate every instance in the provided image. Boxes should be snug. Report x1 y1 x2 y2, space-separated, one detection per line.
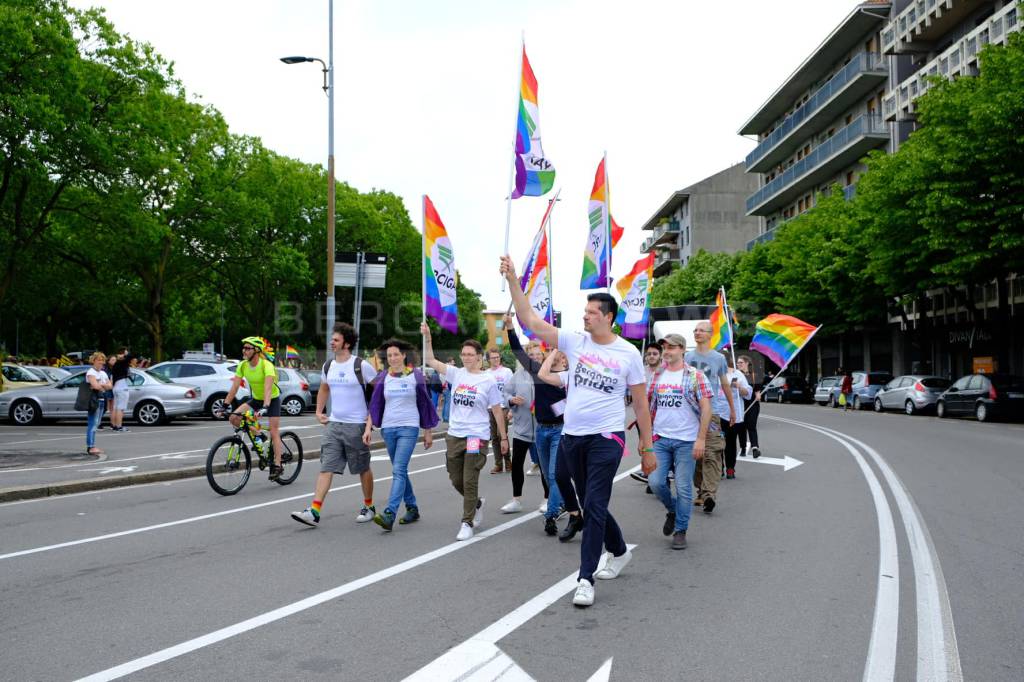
684 321 736 513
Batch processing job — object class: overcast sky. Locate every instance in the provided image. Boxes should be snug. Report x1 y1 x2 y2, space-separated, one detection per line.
72 0 854 334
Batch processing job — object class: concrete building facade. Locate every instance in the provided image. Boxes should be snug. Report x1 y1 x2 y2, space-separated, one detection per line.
639 162 761 277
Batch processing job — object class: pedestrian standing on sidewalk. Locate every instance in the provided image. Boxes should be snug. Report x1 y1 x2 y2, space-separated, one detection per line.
721 352 752 480
840 369 854 412
501 255 654 608
736 355 762 458
421 322 508 541
487 348 514 474
83 352 112 455
498 350 536 515
98 354 117 429
685 321 736 513
291 323 377 528
647 334 713 550
110 348 132 433
369 339 438 532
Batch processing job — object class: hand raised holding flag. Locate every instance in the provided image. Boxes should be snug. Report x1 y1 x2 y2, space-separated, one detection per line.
500 255 559 349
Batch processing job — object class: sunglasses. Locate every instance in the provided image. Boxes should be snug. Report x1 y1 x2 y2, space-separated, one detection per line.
242 346 255 351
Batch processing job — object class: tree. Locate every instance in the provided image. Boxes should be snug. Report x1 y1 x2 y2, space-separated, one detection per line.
649 250 739 308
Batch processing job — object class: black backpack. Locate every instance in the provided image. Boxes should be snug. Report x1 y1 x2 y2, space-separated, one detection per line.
322 356 375 406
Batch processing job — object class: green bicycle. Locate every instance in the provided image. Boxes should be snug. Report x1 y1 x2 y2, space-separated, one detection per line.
205 408 303 495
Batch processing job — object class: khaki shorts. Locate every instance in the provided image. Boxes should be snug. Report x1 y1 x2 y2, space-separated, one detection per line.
321 422 370 474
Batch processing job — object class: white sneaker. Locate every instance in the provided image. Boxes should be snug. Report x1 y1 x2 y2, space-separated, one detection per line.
537 501 548 513
500 499 522 514
291 508 319 527
594 549 633 580
456 522 474 541
526 463 541 476
472 498 485 528
356 505 375 523
572 579 595 607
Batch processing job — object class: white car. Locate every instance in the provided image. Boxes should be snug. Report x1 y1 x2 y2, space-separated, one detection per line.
222 364 312 417
148 360 250 418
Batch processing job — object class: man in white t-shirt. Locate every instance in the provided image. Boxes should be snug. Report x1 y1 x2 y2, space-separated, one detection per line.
291 322 377 527
486 348 514 474
501 255 655 608
646 333 713 550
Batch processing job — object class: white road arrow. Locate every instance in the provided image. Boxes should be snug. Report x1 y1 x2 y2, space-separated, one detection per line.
744 454 803 471
405 547 636 681
94 466 138 476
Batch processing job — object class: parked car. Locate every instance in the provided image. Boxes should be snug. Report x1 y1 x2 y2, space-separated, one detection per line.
936 373 1024 422
0 369 203 426
1 363 48 393
814 376 840 405
148 359 249 418
276 367 313 416
762 374 813 404
873 375 950 415
23 365 72 383
299 369 323 403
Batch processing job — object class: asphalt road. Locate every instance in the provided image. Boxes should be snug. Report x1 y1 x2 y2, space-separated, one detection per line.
1 404 1021 680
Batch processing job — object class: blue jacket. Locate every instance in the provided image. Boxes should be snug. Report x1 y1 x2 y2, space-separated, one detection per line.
368 367 440 430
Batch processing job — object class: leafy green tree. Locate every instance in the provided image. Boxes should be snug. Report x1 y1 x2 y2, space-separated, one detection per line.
649 250 739 308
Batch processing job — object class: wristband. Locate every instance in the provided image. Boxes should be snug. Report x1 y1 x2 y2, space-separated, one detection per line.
641 447 654 454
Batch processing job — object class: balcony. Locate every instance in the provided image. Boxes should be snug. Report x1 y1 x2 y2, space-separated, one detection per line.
882 0 987 54
746 53 887 173
887 2 1019 120
653 247 680 275
651 220 680 246
745 228 779 251
746 114 888 216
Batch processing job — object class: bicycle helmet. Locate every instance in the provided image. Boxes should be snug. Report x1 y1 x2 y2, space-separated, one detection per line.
241 336 266 352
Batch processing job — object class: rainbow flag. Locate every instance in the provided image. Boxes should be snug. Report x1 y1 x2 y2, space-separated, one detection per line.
615 253 655 339
611 215 624 248
750 314 821 369
708 289 732 350
581 156 611 289
285 345 300 360
423 195 459 334
260 337 275 362
511 45 556 198
519 195 556 338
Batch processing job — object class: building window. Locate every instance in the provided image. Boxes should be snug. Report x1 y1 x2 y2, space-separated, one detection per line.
845 114 853 126
846 171 855 185
798 198 804 212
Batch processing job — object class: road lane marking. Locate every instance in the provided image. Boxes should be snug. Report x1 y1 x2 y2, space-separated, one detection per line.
0 449 448 561
405 548 636 681
770 416 963 682
742 454 803 471
75 465 642 682
762 416 899 682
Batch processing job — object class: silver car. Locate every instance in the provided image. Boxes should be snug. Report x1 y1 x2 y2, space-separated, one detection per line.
149 360 250 418
0 370 204 426
23 366 72 382
814 376 840 405
873 375 951 415
222 364 312 417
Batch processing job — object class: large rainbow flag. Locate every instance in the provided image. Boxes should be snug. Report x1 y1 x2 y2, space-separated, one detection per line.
423 195 459 334
581 156 611 289
519 195 556 338
615 253 655 339
708 288 732 350
750 314 821 369
511 45 556 199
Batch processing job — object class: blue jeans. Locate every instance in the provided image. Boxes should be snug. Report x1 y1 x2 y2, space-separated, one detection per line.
528 441 539 465
649 437 697 532
442 388 451 422
535 424 563 519
86 407 102 448
381 426 419 514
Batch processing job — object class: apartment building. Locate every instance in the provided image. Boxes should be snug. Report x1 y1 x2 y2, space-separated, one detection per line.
740 1 892 249
883 0 1020 139
639 163 760 277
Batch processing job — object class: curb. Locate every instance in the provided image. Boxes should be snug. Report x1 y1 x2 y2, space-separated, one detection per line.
0 430 448 504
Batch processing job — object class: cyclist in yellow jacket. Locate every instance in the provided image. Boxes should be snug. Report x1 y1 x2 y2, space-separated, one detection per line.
224 337 284 480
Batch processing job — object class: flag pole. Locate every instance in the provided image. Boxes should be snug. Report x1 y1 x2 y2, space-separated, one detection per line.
744 324 823 415
501 34 525 293
720 286 737 369
603 150 611 294
421 195 427 372
547 192 555 328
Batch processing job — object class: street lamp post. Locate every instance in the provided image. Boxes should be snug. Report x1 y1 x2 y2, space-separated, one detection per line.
281 0 335 361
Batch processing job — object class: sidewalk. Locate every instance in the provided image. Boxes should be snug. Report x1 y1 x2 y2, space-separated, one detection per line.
0 428 447 503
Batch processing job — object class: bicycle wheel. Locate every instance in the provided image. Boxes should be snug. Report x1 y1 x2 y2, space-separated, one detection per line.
273 431 304 485
206 435 252 495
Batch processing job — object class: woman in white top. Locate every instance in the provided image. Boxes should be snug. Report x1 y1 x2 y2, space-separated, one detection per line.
421 322 508 541
84 352 113 455
721 352 752 479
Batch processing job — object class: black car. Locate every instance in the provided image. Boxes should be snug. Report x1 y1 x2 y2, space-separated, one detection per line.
936 373 1024 422
762 374 813 404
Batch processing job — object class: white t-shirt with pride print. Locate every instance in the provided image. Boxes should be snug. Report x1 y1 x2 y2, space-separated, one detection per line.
441 366 502 439
557 330 644 436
